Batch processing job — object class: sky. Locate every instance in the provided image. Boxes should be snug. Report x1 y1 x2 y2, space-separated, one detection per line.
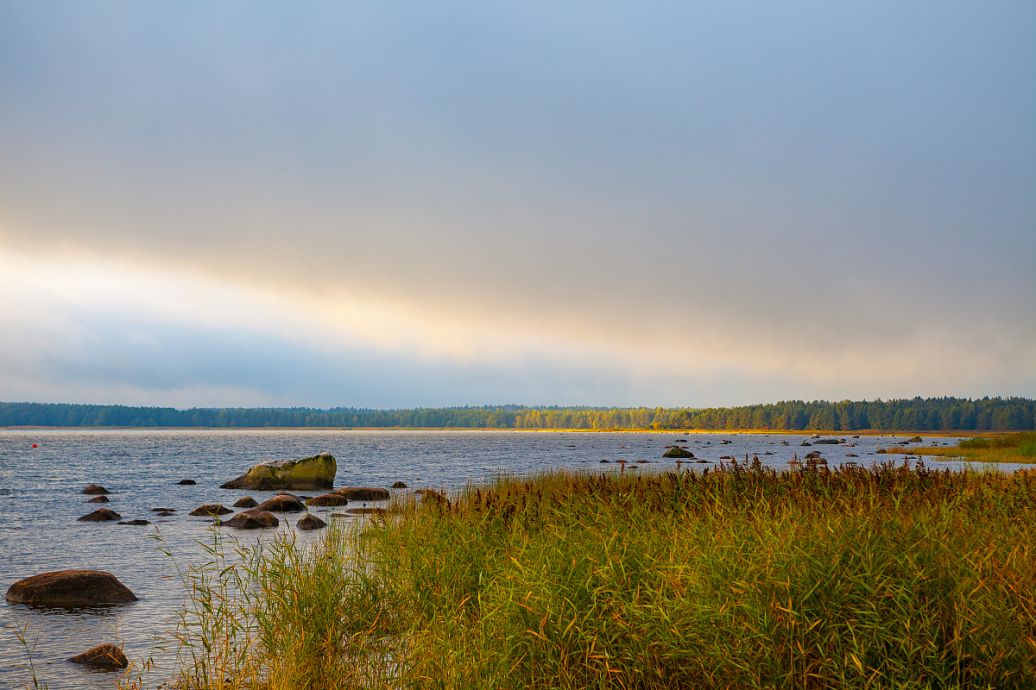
0 1 1034 409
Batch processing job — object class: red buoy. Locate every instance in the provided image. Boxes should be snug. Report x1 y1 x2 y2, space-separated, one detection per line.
31 443 38 449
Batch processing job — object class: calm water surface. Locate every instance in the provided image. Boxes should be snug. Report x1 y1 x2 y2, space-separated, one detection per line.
1 429 1028 688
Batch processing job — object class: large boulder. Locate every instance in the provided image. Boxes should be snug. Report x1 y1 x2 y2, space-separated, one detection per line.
255 494 307 512
5 570 137 607
662 447 695 458
68 643 128 670
222 510 279 529
221 452 336 490
333 487 389 501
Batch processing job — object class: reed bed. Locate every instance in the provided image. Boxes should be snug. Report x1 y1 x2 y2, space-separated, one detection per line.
888 431 1036 464
168 461 1036 689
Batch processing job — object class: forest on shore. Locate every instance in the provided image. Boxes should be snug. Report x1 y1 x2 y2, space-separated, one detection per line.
0 397 1033 431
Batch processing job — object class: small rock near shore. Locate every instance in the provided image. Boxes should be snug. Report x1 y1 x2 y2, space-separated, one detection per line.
391 481 408 489
346 507 387 516
87 496 111 504
5 570 137 607
176 479 197 485
118 519 151 526
307 493 349 507
189 503 233 516
663 447 694 458
82 484 110 495
232 496 258 508
222 510 279 529
78 509 122 522
68 643 128 670
333 487 390 501
296 513 327 530
255 494 306 512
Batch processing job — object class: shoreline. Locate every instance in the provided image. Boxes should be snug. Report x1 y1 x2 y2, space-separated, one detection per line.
0 425 996 435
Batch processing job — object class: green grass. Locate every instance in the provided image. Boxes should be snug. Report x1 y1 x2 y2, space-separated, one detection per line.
166 461 1036 689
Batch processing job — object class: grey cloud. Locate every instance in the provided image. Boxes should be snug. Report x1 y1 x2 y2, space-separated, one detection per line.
0 1 1033 404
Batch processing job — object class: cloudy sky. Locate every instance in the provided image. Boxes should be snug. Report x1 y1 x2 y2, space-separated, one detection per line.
0 1 1033 408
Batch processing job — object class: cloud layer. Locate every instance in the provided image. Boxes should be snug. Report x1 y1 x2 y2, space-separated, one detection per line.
1 1 1034 406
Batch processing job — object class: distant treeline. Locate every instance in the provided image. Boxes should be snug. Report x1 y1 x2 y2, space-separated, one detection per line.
0 397 1033 431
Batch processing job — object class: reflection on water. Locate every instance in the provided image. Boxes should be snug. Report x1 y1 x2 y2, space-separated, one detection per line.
0 429 1028 688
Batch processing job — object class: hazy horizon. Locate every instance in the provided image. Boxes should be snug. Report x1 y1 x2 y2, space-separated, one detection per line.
2 2 1034 408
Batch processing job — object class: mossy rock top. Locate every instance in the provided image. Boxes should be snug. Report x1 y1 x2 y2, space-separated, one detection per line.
221 452 337 490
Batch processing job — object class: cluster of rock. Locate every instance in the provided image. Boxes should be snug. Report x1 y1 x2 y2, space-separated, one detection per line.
5 570 135 670
34 452 427 670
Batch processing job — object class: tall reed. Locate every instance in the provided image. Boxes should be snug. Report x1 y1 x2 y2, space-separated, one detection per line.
166 461 1036 688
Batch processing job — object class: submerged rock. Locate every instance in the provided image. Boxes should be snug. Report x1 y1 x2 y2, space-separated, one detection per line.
415 489 447 504
255 494 306 512
662 447 694 459
307 493 349 507
176 479 197 485
346 507 387 516
296 513 327 530
87 495 111 504
5 570 137 607
189 504 232 517
118 519 150 526
333 487 389 501
68 643 128 670
221 452 336 491
150 507 176 513
391 481 408 489
814 439 841 445
78 509 121 522
232 496 258 509
222 510 279 529
82 484 110 495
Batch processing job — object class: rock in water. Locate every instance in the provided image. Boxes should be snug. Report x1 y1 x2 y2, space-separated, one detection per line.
232 496 258 508
189 504 233 516
346 507 387 516
82 484 110 495
296 513 327 530
255 494 307 512
87 495 111 503
78 509 122 522
307 493 349 507
118 519 151 526
5 570 137 607
333 487 390 501
391 481 408 489
662 447 695 458
222 510 279 529
68 643 128 670
176 479 197 485
221 452 337 490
